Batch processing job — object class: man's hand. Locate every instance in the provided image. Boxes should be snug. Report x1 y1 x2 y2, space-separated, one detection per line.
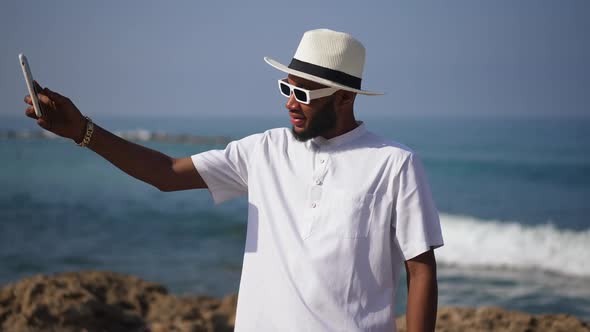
24 81 87 143
404 249 438 332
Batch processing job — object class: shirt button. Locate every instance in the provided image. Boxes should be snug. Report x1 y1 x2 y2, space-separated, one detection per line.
320 159 325 164
315 179 322 185
311 202 317 208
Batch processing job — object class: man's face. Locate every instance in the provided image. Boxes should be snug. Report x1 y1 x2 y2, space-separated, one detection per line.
285 75 338 142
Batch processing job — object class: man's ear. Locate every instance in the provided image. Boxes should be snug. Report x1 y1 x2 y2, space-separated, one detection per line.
336 90 356 107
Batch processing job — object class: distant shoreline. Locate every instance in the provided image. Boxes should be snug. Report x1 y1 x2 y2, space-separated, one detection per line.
0 129 233 145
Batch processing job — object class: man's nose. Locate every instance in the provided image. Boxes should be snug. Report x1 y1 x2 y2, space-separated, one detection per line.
285 93 300 110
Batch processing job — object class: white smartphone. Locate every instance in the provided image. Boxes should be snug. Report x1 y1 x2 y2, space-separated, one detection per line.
19 53 44 117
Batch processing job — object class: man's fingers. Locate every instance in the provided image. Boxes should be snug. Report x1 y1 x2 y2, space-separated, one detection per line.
24 92 53 108
36 93 55 118
36 117 51 130
33 80 45 94
25 106 39 119
42 87 68 103
37 93 53 106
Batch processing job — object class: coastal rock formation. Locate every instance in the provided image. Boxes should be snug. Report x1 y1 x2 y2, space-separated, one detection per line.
0 129 233 145
0 271 236 332
1 271 588 332
396 306 590 332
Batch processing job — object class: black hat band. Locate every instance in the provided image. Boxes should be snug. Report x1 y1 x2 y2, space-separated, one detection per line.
288 58 362 90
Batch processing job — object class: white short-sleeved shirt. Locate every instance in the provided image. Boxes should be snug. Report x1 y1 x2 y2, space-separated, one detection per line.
191 123 443 332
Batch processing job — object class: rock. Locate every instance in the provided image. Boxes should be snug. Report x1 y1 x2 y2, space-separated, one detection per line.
0 271 236 332
396 306 590 332
2 271 588 332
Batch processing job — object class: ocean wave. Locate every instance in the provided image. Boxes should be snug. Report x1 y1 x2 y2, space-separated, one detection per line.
436 213 590 277
0 129 232 145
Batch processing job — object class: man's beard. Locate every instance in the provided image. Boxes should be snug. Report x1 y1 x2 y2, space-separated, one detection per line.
292 100 337 142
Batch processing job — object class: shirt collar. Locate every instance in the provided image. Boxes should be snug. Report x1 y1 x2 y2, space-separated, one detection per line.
310 121 367 148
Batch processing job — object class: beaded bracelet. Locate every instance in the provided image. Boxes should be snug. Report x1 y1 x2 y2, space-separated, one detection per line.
77 116 94 147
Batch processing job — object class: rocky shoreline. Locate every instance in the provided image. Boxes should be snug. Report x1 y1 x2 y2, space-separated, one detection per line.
0 129 232 145
1 271 588 332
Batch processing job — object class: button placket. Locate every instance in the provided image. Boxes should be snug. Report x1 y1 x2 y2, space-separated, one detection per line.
314 154 329 184
304 147 330 239
311 154 325 210
306 148 333 239
309 147 325 213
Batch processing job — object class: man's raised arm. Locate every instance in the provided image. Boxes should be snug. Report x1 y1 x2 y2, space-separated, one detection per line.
23 83 207 192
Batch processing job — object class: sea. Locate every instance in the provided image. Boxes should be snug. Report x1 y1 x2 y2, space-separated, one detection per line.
1 114 589 320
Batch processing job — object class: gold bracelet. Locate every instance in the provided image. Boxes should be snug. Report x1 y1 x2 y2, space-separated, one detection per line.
77 116 94 147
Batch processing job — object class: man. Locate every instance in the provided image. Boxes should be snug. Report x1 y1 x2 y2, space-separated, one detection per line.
24 29 443 332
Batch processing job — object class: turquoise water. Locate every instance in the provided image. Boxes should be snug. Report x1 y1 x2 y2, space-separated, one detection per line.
1 115 589 319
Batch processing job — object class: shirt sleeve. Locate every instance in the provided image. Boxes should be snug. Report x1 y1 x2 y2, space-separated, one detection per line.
191 133 264 204
392 153 444 260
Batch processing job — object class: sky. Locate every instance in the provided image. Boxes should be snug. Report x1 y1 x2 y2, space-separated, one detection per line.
1 0 589 121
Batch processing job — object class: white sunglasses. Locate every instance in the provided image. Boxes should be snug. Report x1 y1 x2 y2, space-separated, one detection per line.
278 79 339 104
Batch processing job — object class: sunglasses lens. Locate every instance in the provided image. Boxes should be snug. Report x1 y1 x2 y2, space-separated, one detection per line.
279 82 291 97
293 89 308 103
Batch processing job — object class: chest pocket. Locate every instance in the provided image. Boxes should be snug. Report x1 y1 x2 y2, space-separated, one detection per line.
320 188 376 239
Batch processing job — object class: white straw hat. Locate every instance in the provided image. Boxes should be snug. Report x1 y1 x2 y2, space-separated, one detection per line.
264 29 383 95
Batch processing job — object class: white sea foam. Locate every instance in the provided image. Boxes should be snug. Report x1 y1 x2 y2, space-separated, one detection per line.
436 213 590 277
